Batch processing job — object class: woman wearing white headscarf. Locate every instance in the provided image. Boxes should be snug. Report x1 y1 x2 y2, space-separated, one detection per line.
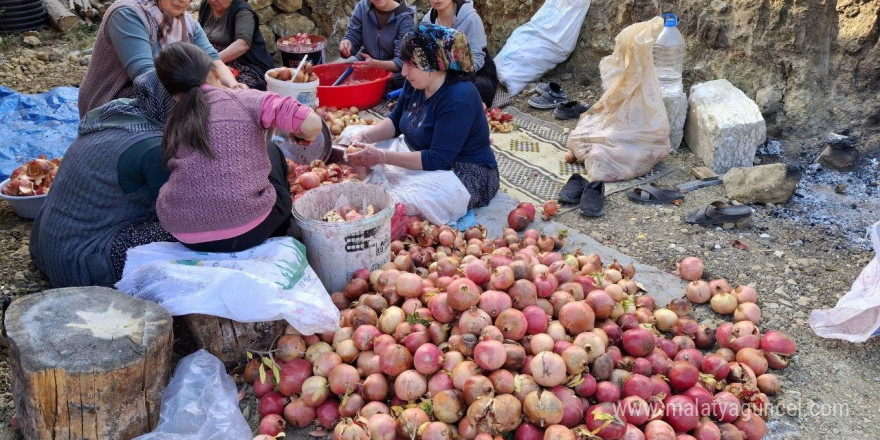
78 0 245 117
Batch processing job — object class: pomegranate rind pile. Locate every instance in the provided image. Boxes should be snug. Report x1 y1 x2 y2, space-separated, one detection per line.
2 156 61 196
243 219 795 440
486 107 515 133
285 159 361 202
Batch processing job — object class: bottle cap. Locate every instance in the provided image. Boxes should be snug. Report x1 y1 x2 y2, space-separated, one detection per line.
662 13 678 27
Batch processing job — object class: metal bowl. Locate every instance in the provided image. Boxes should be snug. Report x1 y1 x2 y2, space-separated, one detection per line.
267 120 332 165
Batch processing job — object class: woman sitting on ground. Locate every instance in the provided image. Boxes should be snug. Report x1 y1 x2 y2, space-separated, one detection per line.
198 0 274 90
154 42 323 253
78 0 244 117
421 0 498 108
347 24 499 214
339 0 415 90
31 72 177 287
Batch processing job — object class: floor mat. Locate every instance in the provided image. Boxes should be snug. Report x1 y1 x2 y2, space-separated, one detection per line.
491 107 672 204
360 101 672 205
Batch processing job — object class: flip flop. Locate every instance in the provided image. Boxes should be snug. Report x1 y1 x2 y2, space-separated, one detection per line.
626 183 684 205
685 201 752 225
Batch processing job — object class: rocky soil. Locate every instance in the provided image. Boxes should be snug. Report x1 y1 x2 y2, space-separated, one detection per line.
2 27 880 439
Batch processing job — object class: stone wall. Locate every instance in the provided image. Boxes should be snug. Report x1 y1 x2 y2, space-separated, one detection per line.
262 0 879 140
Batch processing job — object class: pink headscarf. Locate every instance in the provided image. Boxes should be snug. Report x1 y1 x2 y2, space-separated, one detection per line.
138 0 193 46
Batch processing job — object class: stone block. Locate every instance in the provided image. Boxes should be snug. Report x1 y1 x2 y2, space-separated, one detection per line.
817 145 859 171
663 91 687 151
269 13 316 39
684 79 766 173
255 5 278 25
274 0 303 13
249 0 273 10
260 24 277 53
723 163 802 204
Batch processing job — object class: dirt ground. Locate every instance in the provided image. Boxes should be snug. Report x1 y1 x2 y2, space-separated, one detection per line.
2 28 880 439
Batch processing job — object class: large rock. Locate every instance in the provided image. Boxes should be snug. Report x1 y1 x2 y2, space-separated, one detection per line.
255 5 278 25
816 132 859 171
274 0 302 13
249 0 273 10
723 163 802 204
260 24 277 54
684 79 766 173
269 13 316 39
663 91 688 151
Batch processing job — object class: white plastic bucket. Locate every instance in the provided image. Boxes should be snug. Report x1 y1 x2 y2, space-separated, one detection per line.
292 182 393 292
265 68 320 108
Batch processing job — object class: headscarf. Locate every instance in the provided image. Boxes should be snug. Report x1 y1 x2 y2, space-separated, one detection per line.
79 70 175 136
401 23 474 73
138 0 193 46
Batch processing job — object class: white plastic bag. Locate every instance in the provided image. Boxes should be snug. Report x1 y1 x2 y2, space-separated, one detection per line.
494 0 591 95
809 221 880 342
339 126 470 225
116 237 339 336
133 350 252 440
565 17 671 182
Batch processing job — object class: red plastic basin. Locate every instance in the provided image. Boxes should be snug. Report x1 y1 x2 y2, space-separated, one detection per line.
313 63 392 110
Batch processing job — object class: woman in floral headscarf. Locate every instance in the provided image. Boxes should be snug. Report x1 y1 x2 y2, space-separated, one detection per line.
347 24 499 214
78 0 245 117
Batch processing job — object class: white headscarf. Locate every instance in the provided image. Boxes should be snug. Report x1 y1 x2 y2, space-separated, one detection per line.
138 0 193 46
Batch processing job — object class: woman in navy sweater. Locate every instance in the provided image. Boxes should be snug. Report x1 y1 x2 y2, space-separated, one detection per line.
347 24 499 210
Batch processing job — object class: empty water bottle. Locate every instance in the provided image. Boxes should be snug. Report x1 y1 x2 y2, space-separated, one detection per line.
653 13 686 95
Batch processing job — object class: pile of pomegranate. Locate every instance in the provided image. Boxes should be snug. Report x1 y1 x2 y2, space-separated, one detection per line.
244 219 795 440
316 106 376 136
2 156 62 196
485 107 515 133
285 159 361 201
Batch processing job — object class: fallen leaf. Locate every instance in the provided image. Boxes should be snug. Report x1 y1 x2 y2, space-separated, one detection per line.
730 239 749 250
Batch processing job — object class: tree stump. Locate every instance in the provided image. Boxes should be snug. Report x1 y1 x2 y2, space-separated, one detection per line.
6 287 173 440
181 314 286 366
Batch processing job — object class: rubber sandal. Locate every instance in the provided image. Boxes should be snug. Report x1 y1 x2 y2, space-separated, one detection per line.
626 183 684 205
685 201 752 225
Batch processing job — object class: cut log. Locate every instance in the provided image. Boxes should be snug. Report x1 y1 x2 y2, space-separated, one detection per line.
181 314 287 366
6 287 173 440
43 0 80 32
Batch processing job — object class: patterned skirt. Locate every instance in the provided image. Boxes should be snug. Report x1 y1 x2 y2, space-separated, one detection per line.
229 60 264 90
451 162 500 210
110 222 176 280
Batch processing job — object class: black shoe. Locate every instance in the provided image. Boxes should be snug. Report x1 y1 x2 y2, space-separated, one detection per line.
528 82 567 109
579 180 605 217
558 173 587 204
553 101 590 120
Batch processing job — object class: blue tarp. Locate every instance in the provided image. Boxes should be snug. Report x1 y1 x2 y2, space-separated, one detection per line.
0 86 79 180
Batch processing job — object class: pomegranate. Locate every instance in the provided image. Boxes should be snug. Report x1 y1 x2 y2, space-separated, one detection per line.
523 390 564 427
760 330 796 370
711 391 741 423
756 374 780 395
362 373 389 402
474 340 508 371
685 280 712 304
447 278 482 311
278 359 311 396
734 302 761 324
508 208 531 232
283 397 316 428
258 414 286 437
667 361 700 391
732 285 758 304
558 302 595 335
585 402 626 439
676 257 704 281
622 327 655 357
258 391 288 417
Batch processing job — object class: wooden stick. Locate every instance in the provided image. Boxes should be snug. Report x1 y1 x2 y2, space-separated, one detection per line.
44 0 80 32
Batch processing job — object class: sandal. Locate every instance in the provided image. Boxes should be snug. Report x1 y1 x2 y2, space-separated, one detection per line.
626 183 684 205
685 201 752 225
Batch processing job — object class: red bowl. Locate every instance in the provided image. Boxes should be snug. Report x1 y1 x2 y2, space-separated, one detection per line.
313 63 392 110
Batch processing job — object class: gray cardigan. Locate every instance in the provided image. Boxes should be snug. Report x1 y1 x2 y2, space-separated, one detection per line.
343 0 415 70
30 129 161 287
422 0 487 71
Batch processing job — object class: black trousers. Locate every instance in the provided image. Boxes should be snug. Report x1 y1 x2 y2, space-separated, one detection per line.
184 144 292 253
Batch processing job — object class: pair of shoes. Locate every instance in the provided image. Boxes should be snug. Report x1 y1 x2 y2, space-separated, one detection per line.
557 174 605 217
528 82 567 109
553 101 590 120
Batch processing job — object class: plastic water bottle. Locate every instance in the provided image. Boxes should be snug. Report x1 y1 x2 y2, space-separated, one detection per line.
653 13 685 95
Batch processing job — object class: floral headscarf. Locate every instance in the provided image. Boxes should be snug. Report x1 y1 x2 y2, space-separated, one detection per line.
138 0 194 46
401 24 474 73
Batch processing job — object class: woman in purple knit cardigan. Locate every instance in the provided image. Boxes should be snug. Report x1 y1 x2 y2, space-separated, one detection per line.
154 42 324 253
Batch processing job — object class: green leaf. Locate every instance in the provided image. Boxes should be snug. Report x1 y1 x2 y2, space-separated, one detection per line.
258 363 266 384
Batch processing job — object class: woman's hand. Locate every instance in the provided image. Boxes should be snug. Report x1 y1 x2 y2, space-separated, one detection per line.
350 130 373 145
339 39 353 58
346 145 386 168
294 111 324 145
